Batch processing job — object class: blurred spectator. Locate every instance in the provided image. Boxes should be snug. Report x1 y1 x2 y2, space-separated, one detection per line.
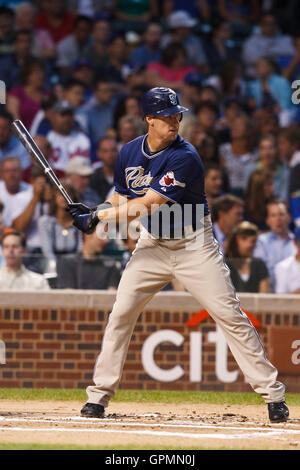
282 33 300 82
255 108 280 138
0 30 33 91
219 114 258 196
0 6 15 55
97 34 128 86
245 135 290 201
29 94 57 137
215 96 244 143
0 230 50 290
244 169 275 230
62 79 87 131
195 100 219 135
217 58 247 100
162 10 207 73
247 57 295 127
225 221 270 293
129 21 162 68
204 162 224 212
274 226 300 294
179 72 203 114
146 42 197 92
242 12 295 78
65 156 100 208
72 58 95 95
83 17 111 70
84 78 119 143
14 2 56 59
11 165 52 273
162 0 202 19
198 85 220 105
56 15 93 73
0 109 30 171
278 126 300 226
0 157 31 227
113 0 159 33
56 229 121 289
38 182 81 274
113 94 142 129
7 59 49 129
211 194 244 252
204 20 240 75
66 0 115 17
254 200 297 289
90 137 118 202
217 0 260 29
46 100 91 175
0 201 5 267
35 0 75 44
117 115 145 151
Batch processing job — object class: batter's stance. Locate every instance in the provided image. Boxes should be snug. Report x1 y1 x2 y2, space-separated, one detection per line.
67 87 289 423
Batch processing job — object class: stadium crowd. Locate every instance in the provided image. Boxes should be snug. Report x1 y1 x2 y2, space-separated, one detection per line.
0 0 299 294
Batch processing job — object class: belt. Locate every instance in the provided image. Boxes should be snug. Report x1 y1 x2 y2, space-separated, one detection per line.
159 223 198 239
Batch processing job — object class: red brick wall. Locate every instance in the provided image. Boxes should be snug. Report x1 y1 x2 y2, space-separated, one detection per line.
0 296 299 392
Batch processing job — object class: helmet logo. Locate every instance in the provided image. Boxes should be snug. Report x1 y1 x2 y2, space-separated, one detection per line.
169 93 177 105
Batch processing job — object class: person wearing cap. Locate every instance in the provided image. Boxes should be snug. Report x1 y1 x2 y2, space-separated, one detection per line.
56 15 93 74
161 10 208 74
274 226 300 294
46 100 91 175
65 156 99 208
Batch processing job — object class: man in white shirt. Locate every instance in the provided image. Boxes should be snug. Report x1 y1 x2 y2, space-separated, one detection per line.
0 231 49 290
254 201 297 289
46 101 91 175
275 226 300 294
0 156 31 227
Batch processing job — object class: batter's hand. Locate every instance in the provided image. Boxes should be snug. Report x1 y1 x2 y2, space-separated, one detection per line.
66 203 99 234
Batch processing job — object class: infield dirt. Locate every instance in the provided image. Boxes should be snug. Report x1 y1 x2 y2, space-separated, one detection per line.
0 400 300 450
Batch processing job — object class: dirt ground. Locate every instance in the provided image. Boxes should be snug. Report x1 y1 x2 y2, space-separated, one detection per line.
0 400 299 450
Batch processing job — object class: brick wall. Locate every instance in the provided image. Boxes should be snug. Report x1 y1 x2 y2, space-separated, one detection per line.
0 291 299 392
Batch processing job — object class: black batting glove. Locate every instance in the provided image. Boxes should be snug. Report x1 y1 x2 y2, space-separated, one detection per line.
66 203 99 234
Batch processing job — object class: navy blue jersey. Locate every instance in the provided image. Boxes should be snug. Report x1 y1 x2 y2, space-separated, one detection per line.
114 134 209 237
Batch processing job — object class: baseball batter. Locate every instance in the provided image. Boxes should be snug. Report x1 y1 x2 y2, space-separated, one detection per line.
67 87 289 423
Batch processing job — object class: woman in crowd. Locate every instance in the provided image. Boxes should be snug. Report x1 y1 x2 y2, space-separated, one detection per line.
7 59 49 129
219 114 258 196
38 182 81 276
145 42 197 92
245 135 290 201
225 221 270 293
245 169 275 230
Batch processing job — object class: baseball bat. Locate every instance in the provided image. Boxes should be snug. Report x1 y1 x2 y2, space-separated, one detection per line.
11 119 73 204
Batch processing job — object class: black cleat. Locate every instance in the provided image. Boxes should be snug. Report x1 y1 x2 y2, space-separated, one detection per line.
268 401 289 423
81 403 105 418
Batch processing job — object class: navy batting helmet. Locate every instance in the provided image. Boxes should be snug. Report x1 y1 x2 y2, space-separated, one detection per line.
141 87 189 117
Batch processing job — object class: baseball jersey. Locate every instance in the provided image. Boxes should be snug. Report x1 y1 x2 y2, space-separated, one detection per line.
114 134 209 237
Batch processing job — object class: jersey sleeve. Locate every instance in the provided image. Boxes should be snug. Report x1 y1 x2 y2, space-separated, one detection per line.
114 148 130 196
150 152 201 202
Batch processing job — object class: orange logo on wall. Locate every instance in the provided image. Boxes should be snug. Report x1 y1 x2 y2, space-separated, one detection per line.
185 309 261 328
